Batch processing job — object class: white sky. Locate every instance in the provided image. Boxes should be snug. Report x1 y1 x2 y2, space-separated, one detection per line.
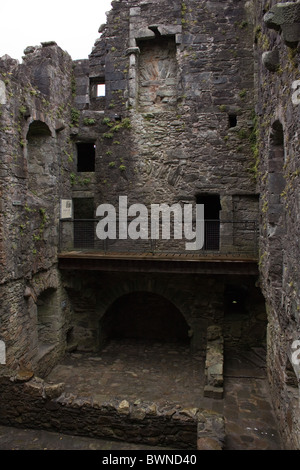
0 0 113 61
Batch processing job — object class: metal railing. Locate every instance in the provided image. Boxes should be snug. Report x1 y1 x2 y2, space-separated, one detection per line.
59 219 258 257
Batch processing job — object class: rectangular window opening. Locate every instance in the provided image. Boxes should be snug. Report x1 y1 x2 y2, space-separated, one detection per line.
89 77 106 109
228 114 237 128
97 83 106 97
76 142 96 172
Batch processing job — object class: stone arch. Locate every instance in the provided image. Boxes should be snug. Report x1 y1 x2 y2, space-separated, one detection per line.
27 120 52 138
96 278 195 349
100 291 190 346
96 277 191 326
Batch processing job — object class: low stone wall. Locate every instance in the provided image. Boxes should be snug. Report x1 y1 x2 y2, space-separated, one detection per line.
0 372 225 450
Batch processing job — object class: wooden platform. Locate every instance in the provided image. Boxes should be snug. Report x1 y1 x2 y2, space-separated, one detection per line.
58 251 259 275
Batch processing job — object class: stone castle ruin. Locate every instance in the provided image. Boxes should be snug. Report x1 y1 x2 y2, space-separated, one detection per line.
0 0 299 450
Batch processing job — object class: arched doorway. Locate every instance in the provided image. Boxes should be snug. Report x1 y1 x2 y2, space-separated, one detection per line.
99 291 190 348
26 120 54 195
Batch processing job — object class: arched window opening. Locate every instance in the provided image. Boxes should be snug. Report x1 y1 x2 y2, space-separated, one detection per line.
26 120 53 194
27 120 52 138
270 120 284 147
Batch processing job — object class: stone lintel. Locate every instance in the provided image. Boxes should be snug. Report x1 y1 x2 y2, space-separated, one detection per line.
135 24 182 41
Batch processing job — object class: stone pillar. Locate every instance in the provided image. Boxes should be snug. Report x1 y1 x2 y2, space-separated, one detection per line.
220 195 233 254
204 325 224 399
126 47 140 109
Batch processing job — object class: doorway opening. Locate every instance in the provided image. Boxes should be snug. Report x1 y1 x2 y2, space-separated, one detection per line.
196 194 221 250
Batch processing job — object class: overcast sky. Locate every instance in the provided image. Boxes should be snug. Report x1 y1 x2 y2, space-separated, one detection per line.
0 0 113 61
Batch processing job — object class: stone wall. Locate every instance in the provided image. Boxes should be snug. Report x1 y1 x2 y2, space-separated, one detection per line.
0 373 225 450
1 0 295 449
0 44 75 373
62 0 265 363
253 0 300 449
61 270 267 354
71 0 258 219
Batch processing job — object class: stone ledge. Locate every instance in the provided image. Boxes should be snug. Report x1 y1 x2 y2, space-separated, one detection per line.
204 385 224 400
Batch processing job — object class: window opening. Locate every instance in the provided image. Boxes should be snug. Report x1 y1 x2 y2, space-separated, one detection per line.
76 142 96 172
228 114 237 128
97 83 106 97
90 77 106 110
196 194 221 250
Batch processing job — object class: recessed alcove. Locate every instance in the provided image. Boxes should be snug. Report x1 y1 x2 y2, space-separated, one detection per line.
100 291 190 346
137 36 178 111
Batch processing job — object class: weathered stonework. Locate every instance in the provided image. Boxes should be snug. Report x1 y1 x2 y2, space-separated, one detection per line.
264 2 300 46
0 373 225 450
254 0 300 450
204 325 224 399
0 0 299 450
0 44 75 374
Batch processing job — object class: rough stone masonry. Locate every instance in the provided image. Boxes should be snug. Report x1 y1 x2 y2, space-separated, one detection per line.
0 0 299 450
